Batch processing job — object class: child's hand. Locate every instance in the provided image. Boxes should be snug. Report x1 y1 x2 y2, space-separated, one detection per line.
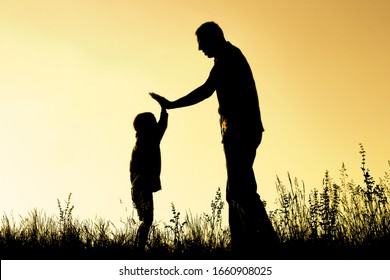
149 92 171 109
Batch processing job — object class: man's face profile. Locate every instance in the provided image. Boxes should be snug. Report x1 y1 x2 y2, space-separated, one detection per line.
197 36 215 58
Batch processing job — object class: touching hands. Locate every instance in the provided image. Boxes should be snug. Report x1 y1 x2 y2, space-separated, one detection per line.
149 92 171 109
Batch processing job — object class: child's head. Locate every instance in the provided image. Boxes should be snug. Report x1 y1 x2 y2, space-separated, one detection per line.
133 112 157 136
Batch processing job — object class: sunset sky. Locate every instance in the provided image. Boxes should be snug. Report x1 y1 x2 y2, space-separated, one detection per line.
1 0 389 227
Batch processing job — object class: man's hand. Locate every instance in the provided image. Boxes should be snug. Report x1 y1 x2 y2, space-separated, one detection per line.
149 92 172 109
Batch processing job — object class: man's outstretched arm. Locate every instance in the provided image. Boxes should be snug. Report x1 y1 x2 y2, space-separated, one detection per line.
150 80 215 110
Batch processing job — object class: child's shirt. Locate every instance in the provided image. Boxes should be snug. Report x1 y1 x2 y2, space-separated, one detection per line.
130 109 168 193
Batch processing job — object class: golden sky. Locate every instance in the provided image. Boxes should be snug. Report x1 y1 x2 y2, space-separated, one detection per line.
1 0 389 226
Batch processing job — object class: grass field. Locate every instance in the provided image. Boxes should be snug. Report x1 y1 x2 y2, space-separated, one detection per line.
1 144 389 260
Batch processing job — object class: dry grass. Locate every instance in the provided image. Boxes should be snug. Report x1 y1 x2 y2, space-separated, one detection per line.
1 145 389 259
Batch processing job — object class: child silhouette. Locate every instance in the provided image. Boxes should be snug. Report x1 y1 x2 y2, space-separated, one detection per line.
130 93 168 253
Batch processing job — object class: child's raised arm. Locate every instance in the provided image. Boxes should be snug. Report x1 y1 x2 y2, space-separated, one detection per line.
150 92 168 139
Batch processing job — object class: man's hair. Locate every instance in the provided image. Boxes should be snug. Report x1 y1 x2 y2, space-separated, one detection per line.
195 21 225 43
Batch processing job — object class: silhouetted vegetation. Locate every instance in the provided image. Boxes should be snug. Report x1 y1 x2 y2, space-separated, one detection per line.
1 145 389 259
269 144 390 259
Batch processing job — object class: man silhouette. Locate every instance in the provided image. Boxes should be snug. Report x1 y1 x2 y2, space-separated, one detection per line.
151 21 278 257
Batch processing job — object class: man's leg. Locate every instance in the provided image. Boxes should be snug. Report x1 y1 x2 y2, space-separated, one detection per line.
224 138 257 256
224 135 278 257
227 191 248 256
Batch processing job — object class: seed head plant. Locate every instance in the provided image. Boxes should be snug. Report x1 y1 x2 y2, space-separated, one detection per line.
0 145 389 259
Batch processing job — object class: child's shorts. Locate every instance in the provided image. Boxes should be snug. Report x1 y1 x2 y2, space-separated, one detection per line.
131 188 153 222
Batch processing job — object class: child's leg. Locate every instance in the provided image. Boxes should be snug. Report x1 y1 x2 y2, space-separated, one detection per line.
135 191 154 252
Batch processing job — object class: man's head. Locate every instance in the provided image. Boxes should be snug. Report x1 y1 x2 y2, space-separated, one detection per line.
196 21 226 58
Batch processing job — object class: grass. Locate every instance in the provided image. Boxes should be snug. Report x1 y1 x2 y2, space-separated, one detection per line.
0 189 230 260
1 144 389 260
269 144 390 259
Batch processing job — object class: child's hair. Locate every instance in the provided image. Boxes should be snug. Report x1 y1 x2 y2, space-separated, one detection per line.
133 112 156 134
